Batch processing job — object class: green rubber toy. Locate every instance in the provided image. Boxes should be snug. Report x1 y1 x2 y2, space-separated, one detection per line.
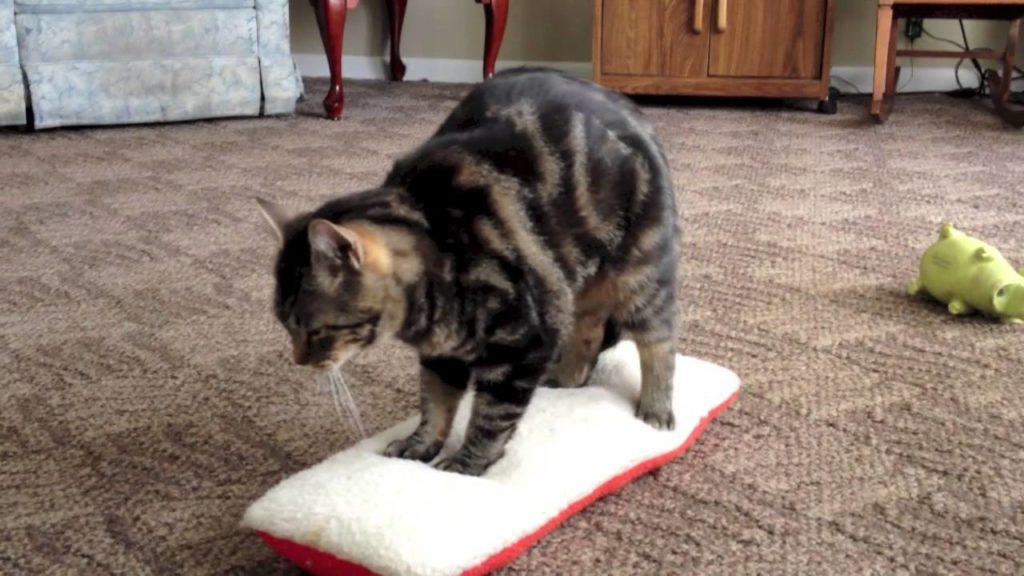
909 223 1024 324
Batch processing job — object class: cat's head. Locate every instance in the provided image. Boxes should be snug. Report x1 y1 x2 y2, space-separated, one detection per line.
256 199 399 370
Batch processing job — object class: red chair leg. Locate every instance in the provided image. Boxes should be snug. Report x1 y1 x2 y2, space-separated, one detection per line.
479 0 508 79
314 0 348 120
385 0 408 81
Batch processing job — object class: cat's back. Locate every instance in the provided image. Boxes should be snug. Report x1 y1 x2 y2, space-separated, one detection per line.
385 68 674 259
435 67 653 142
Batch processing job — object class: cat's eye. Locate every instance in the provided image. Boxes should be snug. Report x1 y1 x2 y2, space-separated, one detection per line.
308 327 331 340
325 320 374 331
308 320 372 339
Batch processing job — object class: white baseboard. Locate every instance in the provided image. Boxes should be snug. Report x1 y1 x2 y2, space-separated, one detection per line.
293 53 591 83
831 64 1022 94
293 54 1018 96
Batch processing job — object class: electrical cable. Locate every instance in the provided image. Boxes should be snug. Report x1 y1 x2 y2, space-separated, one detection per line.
921 19 1024 100
829 75 862 95
920 24 987 94
921 27 967 51
959 18 987 86
899 59 915 92
832 21 1022 99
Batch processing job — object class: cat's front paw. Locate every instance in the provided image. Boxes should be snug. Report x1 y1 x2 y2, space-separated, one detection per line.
384 434 442 462
434 454 489 476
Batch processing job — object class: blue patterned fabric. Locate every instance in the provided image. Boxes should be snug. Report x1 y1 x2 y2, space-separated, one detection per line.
8 0 298 129
0 0 26 126
256 0 301 115
24 58 262 128
16 10 258 63
14 0 254 13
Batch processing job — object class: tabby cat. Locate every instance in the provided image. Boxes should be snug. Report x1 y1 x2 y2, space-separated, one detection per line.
257 68 680 476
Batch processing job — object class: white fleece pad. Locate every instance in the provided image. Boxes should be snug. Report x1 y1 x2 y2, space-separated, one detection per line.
242 341 740 576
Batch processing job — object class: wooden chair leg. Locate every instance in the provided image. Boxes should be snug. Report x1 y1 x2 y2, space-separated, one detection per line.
986 18 1024 128
479 0 509 79
883 17 901 119
385 0 408 81
871 6 895 123
313 0 348 120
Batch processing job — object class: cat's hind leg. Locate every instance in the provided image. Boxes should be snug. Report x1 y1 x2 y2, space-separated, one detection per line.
384 358 469 462
634 337 676 430
617 271 678 431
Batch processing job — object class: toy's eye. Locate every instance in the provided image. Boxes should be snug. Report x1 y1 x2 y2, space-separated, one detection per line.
996 287 1007 298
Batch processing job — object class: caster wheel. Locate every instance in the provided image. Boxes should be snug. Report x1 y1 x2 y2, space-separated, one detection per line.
817 87 840 115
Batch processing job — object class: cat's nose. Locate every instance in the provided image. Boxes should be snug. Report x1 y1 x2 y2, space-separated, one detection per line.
293 346 311 365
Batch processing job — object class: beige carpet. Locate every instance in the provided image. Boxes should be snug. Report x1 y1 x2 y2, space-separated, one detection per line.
2 78 1023 575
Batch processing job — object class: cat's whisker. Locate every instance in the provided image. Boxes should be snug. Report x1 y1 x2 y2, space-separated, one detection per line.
320 367 367 440
336 371 367 438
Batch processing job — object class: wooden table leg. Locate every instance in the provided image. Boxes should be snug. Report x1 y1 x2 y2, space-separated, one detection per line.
884 16 899 103
384 0 408 81
479 0 508 79
871 5 895 123
313 0 348 120
985 18 1024 128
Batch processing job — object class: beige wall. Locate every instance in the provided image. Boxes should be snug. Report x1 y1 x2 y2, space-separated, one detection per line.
290 0 593 62
830 1 1012 67
290 0 1022 68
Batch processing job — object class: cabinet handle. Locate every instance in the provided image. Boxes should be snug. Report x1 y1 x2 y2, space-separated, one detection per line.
717 0 727 32
693 0 704 33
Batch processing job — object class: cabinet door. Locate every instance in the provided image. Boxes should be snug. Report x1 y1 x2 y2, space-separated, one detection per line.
663 0 711 78
708 0 826 79
601 0 662 76
601 0 710 78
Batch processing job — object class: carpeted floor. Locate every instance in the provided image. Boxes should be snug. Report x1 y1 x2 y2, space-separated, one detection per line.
2 78 1023 575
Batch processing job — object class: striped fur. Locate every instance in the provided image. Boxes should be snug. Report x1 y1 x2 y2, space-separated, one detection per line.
258 68 680 476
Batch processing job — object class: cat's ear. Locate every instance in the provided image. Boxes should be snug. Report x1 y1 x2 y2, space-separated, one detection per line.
255 198 298 242
308 219 365 276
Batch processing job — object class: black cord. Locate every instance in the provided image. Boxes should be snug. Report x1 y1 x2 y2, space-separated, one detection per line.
921 27 966 51
920 22 989 97
899 33 916 92
920 25 972 91
919 20 1023 99
958 19 988 97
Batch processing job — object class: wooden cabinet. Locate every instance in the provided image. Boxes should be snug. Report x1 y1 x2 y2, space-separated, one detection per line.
593 0 837 111
709 0 827 79
600 0 708 78
600 0 663 76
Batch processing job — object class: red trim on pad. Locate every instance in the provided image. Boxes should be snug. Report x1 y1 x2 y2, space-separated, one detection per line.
256 390 740 576
259 532 379 576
